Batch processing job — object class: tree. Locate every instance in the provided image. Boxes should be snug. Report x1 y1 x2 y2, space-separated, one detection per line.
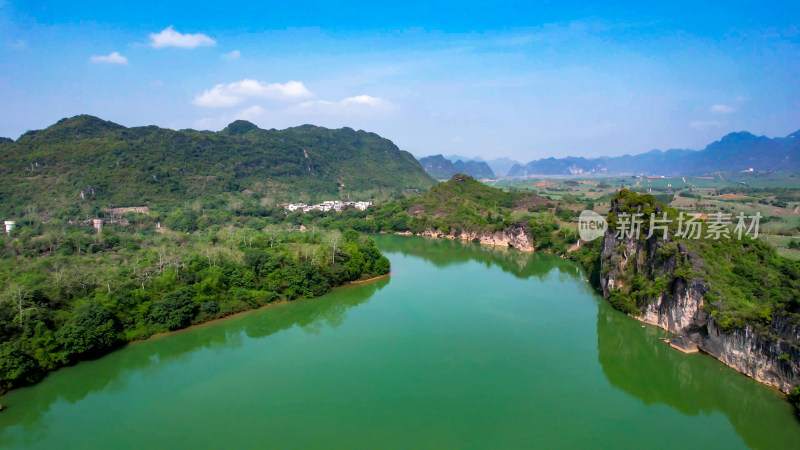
148 287 198 330
4 285 34 330
244 249 283 278
790 386 800 417
324 230 342 264
56 303 120 359
0 341 42 393
373 256 391 275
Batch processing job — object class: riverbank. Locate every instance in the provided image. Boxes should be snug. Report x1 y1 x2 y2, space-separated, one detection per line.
598 222 800 395
398 228 800 399
0 272 391 398
0 226 393 396
142 273 391 342
3 233 798 449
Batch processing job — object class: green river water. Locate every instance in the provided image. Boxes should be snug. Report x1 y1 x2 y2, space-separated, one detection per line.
1 235 799 449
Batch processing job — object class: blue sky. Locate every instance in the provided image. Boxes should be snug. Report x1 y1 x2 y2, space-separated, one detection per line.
1 1 798 161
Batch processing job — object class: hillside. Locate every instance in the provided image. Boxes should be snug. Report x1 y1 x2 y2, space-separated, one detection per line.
597 189 800 393
418 154 495 179
291 174 574 252
0 116 435 218
403 173 540 217
508 129 800 176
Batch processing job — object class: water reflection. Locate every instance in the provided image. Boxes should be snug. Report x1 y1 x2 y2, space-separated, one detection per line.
372 234 582 282
0 277 390 442
4 235 798 449
596 299 800 448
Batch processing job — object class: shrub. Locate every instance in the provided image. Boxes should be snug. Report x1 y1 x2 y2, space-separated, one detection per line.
373 256 391 275
201 300 220 315
789 386 800 417
0 342 42 393
56 303 120 359
148 287 198 330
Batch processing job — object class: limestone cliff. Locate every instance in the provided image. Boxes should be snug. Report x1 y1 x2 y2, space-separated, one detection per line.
599 226 800 393
395 222 536 252
415 223 536 252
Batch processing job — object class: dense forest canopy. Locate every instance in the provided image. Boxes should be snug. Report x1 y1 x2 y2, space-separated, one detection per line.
0 115 435 219
0 218 390 394
603 189 800 332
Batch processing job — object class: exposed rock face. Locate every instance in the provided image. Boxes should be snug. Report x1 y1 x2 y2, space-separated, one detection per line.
599 227 800 393
411 224 536 252
640 278 708 336
701 318 800 394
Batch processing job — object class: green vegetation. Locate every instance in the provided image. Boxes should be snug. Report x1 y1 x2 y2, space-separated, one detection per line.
601 189 800 331
605 188 675 232
691 238 800 333
0 221 389 394
279 174 583 255
566 238 603 285
496 171 800 258
0 115 434 219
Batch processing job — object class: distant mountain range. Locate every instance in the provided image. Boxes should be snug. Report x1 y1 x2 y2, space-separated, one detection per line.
0 115 434 216
418 154 496 179
507 129 800 177
445 155 520 177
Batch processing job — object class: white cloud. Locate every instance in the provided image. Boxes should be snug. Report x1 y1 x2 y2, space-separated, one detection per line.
236 105 266 121
710 104 739 114
149 26 216 49
294 95 395 116
222 50 240 60
340 95 386 107
90 51 129 65
191 94 394 131
193 79 313 108
689 120 723 130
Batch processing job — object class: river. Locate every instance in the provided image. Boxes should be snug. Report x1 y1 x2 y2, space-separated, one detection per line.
0 235 798 449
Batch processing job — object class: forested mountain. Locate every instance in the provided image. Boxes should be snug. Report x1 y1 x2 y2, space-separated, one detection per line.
295 174 562 247
418 154 495 179
0 115 435 218
507 129 800 176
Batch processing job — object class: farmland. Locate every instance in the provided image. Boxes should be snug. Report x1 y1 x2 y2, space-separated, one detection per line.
490 171 800 258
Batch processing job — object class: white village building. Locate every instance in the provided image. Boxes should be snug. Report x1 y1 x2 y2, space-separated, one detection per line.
284 200 372 214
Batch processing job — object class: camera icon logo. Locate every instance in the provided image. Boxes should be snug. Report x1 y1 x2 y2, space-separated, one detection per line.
578 210 608 241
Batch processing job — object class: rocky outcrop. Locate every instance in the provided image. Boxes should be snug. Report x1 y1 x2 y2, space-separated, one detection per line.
599 227 800 393
701 318 800 394
404 224 536 252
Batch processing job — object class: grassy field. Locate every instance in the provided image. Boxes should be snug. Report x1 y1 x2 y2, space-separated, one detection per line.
489 171 800 259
